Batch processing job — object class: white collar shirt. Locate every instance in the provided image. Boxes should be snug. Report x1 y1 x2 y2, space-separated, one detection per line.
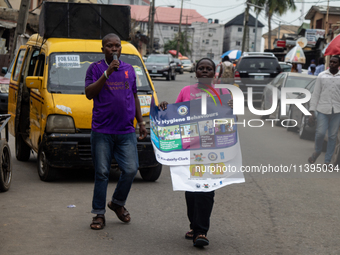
309 69 340 114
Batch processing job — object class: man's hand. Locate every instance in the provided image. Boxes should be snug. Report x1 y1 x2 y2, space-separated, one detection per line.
228 99 233 109
107 59 120 76
308 111 316 126
138 125 147 140
158 101 168 110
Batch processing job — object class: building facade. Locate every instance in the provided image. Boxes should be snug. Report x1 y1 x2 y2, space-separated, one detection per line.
128 4 207 55
223 13 264 52
262 25 300 50
191 21 224 62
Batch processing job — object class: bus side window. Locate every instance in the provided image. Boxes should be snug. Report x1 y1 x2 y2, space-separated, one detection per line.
35 54 45 77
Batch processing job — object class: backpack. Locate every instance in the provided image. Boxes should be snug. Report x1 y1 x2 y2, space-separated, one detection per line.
221 62 233 79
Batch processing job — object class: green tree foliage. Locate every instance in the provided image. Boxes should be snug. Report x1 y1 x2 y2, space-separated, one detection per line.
163 31 191 56
252 0 296 49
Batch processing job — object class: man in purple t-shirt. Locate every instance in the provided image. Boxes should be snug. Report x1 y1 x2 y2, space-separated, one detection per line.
85 33 147 230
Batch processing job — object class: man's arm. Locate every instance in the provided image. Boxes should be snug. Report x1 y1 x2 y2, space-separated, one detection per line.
308 76 322 124
134 93 147 140
85 60 119 100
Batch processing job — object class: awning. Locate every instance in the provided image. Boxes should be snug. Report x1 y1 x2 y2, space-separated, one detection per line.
0 20 16 29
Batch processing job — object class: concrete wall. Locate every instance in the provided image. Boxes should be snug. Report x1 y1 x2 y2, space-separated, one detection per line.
262 28 296 50
223 25 262 52
191 22 224 62
310 13 340 30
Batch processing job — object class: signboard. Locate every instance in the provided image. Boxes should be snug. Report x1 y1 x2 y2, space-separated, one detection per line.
276 40 286 48
305 29 325 46
150 95 245 192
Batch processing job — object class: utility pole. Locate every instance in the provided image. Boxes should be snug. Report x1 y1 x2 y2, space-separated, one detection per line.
325 0 330 69
241 1 250 53
148 0 155 55
300 0 305 25
254 12 259 52
147 2 152 39
10 0 31 61
277 21 281 39
176 0 184 58
184 15 188 56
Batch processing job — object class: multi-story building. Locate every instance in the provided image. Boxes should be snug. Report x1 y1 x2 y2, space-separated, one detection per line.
223 12 264 52
128 4 207 55
191 21 224 62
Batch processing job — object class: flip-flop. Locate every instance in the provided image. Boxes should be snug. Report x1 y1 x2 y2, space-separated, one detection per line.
193 235 209 247
90 215 105 230
185 230 194 240
308 152 320 164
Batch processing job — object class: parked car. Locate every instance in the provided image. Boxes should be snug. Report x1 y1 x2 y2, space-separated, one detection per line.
145 54 176 81
286 79 316 139
174 58 183 74
261 72 316 126
279 62 292 72
181 59 195 72
234 53 281 101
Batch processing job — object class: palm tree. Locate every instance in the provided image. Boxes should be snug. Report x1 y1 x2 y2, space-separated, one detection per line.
252 0 296 49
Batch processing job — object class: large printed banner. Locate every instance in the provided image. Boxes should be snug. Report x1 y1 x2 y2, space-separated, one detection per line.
150 94 245 191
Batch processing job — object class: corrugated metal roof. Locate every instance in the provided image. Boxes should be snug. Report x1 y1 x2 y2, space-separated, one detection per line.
128 5 207 25
305 5 340 20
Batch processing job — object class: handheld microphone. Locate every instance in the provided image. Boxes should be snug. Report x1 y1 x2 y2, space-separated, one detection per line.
113 52 118 71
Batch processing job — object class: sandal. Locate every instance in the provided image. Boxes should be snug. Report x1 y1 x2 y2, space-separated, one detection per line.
308 152 320 164
107 201 131 223
193 234 209 247
185 229 194 240
90 214 105 230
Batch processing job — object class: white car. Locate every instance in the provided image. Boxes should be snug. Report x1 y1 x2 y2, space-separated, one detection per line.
261 72 316 126
181 59 195 72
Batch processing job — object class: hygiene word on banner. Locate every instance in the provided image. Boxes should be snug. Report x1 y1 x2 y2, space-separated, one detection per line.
150 94 245 192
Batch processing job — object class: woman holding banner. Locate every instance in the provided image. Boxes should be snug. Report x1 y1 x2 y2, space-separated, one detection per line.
159 58 234 248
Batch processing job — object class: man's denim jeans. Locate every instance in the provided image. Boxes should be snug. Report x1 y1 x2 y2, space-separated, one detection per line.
315 111 340 163
91 131 138 215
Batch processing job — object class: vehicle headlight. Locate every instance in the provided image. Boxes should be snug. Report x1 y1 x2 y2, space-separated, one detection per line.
163 65 169 69
46 115 75 133
0 84 9 93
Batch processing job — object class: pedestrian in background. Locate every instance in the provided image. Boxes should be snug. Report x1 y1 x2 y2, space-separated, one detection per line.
308 59 316 74
297 63 302 73
308 65 316 75
85 33 147 230
291 63 299 72
314 57 325 76
218 55 234 84
158 58 235 248
308 55 340 167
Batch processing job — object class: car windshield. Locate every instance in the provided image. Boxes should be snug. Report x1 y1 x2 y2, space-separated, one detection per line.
181 60 191 64
48 53 152 94
285 76 315 88
238 57 279 71
146 56 168 63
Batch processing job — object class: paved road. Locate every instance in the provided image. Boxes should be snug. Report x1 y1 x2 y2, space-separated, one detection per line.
1 72 340 255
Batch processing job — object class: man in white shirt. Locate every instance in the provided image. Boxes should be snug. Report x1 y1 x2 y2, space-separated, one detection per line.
308 56 340 166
